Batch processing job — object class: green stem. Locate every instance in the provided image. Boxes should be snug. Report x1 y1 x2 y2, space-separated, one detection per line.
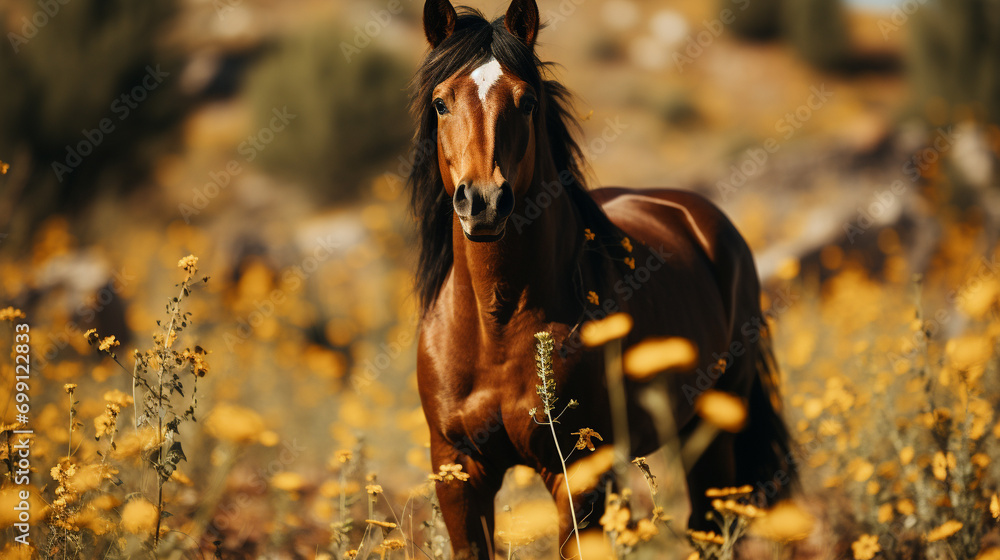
604 338 630 474
153 280 187 549
546 408 583 559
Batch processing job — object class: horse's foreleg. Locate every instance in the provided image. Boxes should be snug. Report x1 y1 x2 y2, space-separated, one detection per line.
430 438 502 559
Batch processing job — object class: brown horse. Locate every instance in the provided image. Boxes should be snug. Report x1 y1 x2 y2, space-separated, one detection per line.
410 1 795 557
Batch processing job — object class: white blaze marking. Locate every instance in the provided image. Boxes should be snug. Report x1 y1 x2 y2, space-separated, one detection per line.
470 58 503 102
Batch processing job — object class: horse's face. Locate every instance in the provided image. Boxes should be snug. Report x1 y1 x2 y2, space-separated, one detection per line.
432 59 536 241
424 0 540 242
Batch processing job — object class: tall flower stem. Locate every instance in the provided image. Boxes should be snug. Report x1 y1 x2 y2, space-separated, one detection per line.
534 332 583 559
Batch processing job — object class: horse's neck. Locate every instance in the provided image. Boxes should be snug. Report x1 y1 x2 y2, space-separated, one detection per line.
450 179 583 332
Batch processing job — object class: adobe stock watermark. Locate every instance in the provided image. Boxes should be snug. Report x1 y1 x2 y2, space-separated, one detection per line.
887 253 1000 369
351 313 418 394
749 435 823 507
179 106 296 223
51 64 170 183
673 0 750 72
222 232 340 351
204 438 306 547
680 284 799 405
213 0 245 19
340 0 416 63
717 84 834 202
546 244 675 361
7 0 72 54
843 127 956 243
877 0 929 41
544 0 589 31
380 131 437 196
34 268 136 372
511 116 629 234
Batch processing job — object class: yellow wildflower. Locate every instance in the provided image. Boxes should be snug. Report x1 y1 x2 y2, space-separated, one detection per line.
712 498 763 519
205 403 266 444
177 254 199 273
584 228 595 241
621 237 633 252
381 538 405 551
580 313 633 347
181 347 210 377
587 291 600 306
853 461 875 482
696 390 747 432
98 336 119 353
851 534 880 560
94 404 120 439
103 389 133 408
335 450 353 464
624 257 635 270
571 428 603 451
271 472 306 493
899 446 914 465
635 518 657 540
752 501 814 542
877 503 893 523
616 527 639 547
624 337 698 379
0 307 25 321
896 499 915 516
977 549 1000 560
932 451 948 480
120 499 158 535
688 530 724 545
651 506 669 523
705 485 753 498
429 463 470 483
927 520 963 542
599 497 630 534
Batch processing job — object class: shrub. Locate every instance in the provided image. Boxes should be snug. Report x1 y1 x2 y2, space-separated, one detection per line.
243 25 411 204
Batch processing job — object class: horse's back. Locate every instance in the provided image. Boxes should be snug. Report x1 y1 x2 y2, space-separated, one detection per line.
590 187 747 269
591 186 762 344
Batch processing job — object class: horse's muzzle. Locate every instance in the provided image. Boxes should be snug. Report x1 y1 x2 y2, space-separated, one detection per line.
453 182 514 242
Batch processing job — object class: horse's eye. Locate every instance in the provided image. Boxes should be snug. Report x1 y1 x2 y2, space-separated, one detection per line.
521 97 537 116
433 98 449 115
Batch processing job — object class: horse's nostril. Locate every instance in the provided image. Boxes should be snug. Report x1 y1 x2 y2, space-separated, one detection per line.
453 184 472 217
469 189 487 217
496 183 514 218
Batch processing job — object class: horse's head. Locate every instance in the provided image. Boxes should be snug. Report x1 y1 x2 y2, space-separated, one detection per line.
422 0 541 242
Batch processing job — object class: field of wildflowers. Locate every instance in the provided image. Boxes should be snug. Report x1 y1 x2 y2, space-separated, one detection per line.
1 160 999 559
2 0 1000 558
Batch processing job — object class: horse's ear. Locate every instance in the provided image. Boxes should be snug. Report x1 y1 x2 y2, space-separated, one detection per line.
423 0 457 48
504 0 539 49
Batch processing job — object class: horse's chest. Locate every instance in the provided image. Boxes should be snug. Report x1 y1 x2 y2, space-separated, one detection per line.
419 320 594 460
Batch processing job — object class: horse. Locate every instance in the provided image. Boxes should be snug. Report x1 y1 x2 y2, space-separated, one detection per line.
409 1 795 557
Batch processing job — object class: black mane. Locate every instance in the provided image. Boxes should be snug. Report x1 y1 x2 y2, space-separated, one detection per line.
408 7 621 313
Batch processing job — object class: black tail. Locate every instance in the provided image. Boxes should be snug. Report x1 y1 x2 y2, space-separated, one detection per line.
734 331 798 506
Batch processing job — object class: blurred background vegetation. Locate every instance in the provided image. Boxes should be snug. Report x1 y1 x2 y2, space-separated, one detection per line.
1 0 999 558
